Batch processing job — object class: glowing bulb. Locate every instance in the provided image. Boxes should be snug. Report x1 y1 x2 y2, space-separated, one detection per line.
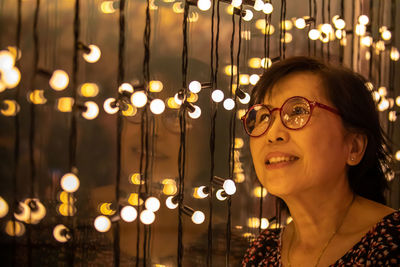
187 92 198 103
82 101 99 120
188 81 201 93
57 97 74 112
282 32 293 43
247 217 260 228
0 50 15 71
197 0 211 11
150 99 165 115
224 65 237 76
122 104 137 116
365 82 374 91
130 173 144 185
24 198 46 223
140 209 155 224
118 83 134 93
50 70 69 91
263 3 273 14
255 19 266 30
223 98 235 110
261 58 272 68
223 179 236 195
163 183 177 195
321 24 333 34
378 98 389 111
396 96 400 106
372 91 380 102
166 196 178 209
381 30 392 41
103 98 119 114
253 0 264 11
94 215 111 232
253 186 267 198
308 29 320 40
355 24 366 36
28 90 46 105
100 1 116 14
5 220 25 237
167 97 181 108
216 189 227 201
0 81 6 93
0 196 9 218
243 10 253 22
131 91 147 108
378 86 387 97
261 218 269 229
60 173 80 193
388 111 397 122
83 44 101 63
191 211 205 224
188 105 201 119
120 206 137 222
53 224 70 242
395 150 400 161
361 36 373 47
376 40 385 51
99 202 116 215
2 67 21 88
249 74 260 85
295 18 306 29
145 197 160 212
58 203 77 216
390 47 399 61
149 80 163 92
334 19 345 30
231 0 242 8
211 89 224 103
128 193 144 206
196 186 209 198
248 58 261 69
79 83 99 97
1 100 19 116
358 15 369 25
281 20 293 31
239 74 250 85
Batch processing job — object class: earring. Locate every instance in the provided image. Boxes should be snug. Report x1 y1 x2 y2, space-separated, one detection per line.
350 157 355 161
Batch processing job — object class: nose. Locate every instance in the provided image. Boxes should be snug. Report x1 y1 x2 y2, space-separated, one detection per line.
264 111 289 144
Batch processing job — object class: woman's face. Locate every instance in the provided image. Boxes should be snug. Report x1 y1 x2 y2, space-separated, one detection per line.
250 72 353 198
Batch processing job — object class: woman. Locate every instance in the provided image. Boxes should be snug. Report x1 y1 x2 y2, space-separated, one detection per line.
241 57 399 266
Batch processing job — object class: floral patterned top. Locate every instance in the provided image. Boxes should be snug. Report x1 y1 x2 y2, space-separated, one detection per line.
242 211 400 266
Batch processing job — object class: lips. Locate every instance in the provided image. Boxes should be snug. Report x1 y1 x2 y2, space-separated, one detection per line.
264 152 299 165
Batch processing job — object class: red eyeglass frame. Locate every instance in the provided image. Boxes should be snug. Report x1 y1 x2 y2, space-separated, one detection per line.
241 96 341 137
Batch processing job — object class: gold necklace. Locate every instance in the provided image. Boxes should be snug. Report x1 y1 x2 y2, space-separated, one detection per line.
286 195 355 267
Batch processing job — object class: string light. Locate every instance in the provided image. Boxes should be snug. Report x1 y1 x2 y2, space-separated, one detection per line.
28 90 47 104
150 98 165 115
261 57 272 68
253 186 267 198
239 74 250 85
0 196 8 218
99 202 116 215
0 50 15 71
188 105 201 119
223 179 236 195
308 29 320 40
140 209 156 224
242 10 253 22
128 193 144 206
149 80 163 92
56 97 74 112
216 189 227 201
249 74 260 85
395 150 400 161
5 220 25 237
224 65 237 76
191 211 205 224
49 70 69 91
60 173 80 193
118 82 134 93
103 98 119 114
14 201 30 221
294 18 306 29
165 196 178 209
396 96 400 106
388 111 397 122
263 2 273 14
79 83 99 97
231 0 242 8
195 186 209 198
355 24 366 36
82 101 99 120
333 18 346 30
211 89 224 103
378 86 387 97
1 67 21 88
131 91 148 108
197 0 211 11
381 29 392 41
253 0 264 11
145 196 161 212
223 98 235 110
1 100 20 116
361 36 373 47
248 57 261 69
234 138 244 149
94 215 112 232
358 15 369 25
53 224 71 243
120 205 138 222
80 44 101 63
390 47 399 61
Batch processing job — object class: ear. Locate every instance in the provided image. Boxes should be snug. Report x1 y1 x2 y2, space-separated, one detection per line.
346 133 368 166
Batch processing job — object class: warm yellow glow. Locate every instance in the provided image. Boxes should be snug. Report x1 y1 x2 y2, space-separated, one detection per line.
1 100 20 116
0 81 6 93
120 205 137 222
167 97 180 109
163 183 177 195
361 36 373 47
249 74 260 85
5 220 25 237
261 25 275 35
150 99 165 115
377 98 389 111
58 191 76 204
395 150 400 161
375 40 385 52
237 109 246 120
130 173 144 185
261 58 272 69
118 82 134 93
224 65 237 76
381 30 392 41
100 1 116 14
365 82 374 91
99 202 116 216
358 15 369 25
321 24 333 34
149 80 163 92
226 5 234 15
0 50 15 71
23 198 46 224
131 91 148 108
82 101 99 120
390 47 399 61
29 90 47 104
294 18 306 29
231 0 242 8
263 2 273 14
83 44 101 63
235 138 244 149
80 83 99 97
281 32 293 43
234 173 245 183
396 96 400 107
53 224 70 242
281 20 293 31
355 24 366 36
186 92 198 103
253 0 264 11
56 97 74 112
253 186 267 198
388 111 397 122
308 29 320 40
173 2 184 13
103 98 119 114
378 87 387 97
286 216 293 224
334 19 346 30
58 203 77 216
94 215 111 232
239 74 250 85
1 66 20 88
122 104 137 117
0 196 9 218
61 173 80 193
269 222 280 229
248 57 261 69
247 217 260 228
50 70 69 91
198 0 211 11
255 19 266 30
128 193 144 206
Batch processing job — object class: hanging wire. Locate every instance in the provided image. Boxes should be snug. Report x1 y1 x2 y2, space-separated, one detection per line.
279 0 286 59
368 0 373 79
307 0 312 56
313 0 317 56
388 0 397 139
339 0 344 64
350 0 355 69
327 0 331 61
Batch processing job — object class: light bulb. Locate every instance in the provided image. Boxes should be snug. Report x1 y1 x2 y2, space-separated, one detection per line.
82 101 99 120
247 217 260 228
0 50 15 71
83 44 101 63
261 218 269 229
150 99 165 115
118 83 134 93
263 3 273 14
308 29 320 40
0 81 6 93
57 97 74 112
100 1 116 14
166 196 178 209
211 89 224 103
249 74 260 85
79 83 99 97
149 80 163 92
358 15 369 25
216 189 227 201
122 104 137 117
130 173 144 185
2 67 21 88
372 91 380 102
295 18 306 29
261 57 272 68
189 81 201 93
131 91 147 108
396 96 400 106
0 196 9 218
224 65 237 76
24 198 46 223
140 209 155 224
128 193 144 206
99 203 116 215
255 19 266 30
50 70 69 91
282 32 293 43
231 0 242 8
58 203 77 216
378 86 387 97
103 98 119 114
191 211 205 224
197 186 209 198
361 36 373 47
167 97 181 108
188 105 201 119
60 173 80 193
5 220 25 237
94 215 111 232
239 74 250 85
365 82 374 91
355 24 366 36
388 111 397 122
28 90 47 105
234 137 244 149
375 40 385 52
162 183 177 195
145 197 160 212
321 24 333 34
187 92 198 103
334 19 345 30
223 98 235 110
173 2 184 13
253 186 267 198
248 57 261 69
395 150 400 161
243 10 253 22
223 179 236 195
390 47 399 61
378 98 389 111
53 224 70 243
1 100 20 116
282 20 293 31
14 201 30 222
253 0 264 11
120 206 137 222
197 0 211 11
382 30 392 41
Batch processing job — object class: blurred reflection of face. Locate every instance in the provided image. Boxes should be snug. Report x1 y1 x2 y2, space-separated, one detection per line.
250 72 352 198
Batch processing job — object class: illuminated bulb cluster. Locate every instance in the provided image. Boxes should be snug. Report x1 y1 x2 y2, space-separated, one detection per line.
14 198 47 224
0 49 21 90
57 191 77 216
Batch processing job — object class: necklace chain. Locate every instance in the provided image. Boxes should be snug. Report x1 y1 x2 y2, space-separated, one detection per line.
286 195 355 267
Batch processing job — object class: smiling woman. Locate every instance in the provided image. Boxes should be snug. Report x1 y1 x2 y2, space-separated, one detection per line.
242 57 399 266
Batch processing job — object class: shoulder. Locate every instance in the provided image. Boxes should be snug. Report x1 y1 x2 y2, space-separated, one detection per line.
242 228 282 266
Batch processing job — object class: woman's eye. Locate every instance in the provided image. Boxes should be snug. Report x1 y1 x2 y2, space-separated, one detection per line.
291 106 308 115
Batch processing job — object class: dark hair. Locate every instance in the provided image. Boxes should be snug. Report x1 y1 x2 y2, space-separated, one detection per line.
251 56 391 205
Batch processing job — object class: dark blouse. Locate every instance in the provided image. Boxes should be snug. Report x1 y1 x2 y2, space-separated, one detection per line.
242 210 400 266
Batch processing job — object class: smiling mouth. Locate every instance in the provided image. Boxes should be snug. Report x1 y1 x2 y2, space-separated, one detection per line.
265 156 299 165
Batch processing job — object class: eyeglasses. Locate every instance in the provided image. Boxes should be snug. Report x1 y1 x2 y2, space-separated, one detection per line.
241 96 340 137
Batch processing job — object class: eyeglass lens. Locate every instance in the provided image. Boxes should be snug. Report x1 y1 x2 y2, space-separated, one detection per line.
245 97 311 136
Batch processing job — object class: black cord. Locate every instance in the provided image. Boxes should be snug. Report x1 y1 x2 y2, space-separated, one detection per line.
313 0 317 56
327 0 331 61
308 0 311 56
350 0 355 68
229 10 235 98
339 0 344 64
